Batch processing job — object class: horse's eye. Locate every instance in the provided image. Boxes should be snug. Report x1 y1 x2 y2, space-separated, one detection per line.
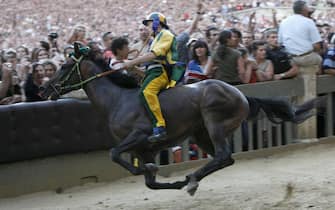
39 86 45 92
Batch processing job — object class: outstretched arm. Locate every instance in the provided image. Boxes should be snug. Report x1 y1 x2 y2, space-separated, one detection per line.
248 11 256 36
184 0 203 35
124 52 156 69
272 9 278 29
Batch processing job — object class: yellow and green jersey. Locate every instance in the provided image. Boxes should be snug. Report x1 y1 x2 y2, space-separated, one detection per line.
149 29 184 81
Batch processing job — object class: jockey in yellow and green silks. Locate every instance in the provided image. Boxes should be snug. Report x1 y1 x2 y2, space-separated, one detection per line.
120 12 184 143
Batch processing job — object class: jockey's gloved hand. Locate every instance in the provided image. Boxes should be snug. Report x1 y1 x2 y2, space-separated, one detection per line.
167 80 176 89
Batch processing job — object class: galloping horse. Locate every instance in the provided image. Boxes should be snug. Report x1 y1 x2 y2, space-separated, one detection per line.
40 42 323 195
40 42 249 195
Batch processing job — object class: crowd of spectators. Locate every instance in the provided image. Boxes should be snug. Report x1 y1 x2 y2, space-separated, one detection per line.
0 0 334 108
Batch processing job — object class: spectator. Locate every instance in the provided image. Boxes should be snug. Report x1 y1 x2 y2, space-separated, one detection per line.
205 26 219 51
47 32 60 55
31 48 49 63
24 62 46 102
43 60 57 79
184 40 210 84
109 37 139 88
0 62 22 105
67 25 88 45
242 31 254 53
39 41 50 52
3 48 27 88
322 33 335 75
205 30 250 85
130 25 151 59
63 45 74 58
265 29 299 80
4 49 18 68
110 37 131 66
102 31 115 62
250 40 274 82
17 55 32 88
230 28 243 49
31 48 40 63
15 45 29 62
36 48 50 62
278 0 322 68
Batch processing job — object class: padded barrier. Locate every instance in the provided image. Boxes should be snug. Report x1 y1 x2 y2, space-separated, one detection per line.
0 99 114 164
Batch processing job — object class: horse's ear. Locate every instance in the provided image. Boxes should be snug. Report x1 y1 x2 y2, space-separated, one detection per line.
73 42 81 58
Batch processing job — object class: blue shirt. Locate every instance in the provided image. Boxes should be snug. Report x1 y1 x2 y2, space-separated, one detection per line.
184 59 208 84
322 48 335 70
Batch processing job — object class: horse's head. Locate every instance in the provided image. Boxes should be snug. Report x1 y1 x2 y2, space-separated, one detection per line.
40 42 91 100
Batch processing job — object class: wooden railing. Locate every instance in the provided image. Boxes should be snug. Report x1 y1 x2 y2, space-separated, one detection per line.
157 75 335 164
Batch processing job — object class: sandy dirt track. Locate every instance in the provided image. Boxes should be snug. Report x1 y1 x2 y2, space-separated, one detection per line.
1 141 335 210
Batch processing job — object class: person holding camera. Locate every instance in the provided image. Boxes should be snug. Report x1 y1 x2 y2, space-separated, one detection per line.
0 49 23 105
0 62 22 105
48 32 60 58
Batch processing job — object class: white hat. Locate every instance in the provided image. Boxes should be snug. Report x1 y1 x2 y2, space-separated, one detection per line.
186 38 198 47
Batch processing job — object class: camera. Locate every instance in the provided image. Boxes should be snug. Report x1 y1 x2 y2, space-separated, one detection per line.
123 33 129 38
4 62 13 69
48 32 58 39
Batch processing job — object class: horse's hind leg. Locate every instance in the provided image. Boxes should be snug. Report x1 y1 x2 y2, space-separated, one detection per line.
144 158 188 190
110 130 147 175
186 121 236 196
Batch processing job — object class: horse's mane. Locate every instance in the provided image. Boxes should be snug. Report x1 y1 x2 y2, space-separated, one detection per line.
87 52 110 71
87 52 139 89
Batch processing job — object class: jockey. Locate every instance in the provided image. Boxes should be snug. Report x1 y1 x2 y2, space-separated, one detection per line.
121 12 184 143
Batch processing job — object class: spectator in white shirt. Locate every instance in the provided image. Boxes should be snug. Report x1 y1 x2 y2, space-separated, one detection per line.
278 0 322 67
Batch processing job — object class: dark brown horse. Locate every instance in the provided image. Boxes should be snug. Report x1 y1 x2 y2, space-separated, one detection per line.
40 43 249 195
40 42 323 195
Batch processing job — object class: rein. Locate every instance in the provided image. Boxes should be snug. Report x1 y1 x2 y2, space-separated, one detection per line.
58 55 117 92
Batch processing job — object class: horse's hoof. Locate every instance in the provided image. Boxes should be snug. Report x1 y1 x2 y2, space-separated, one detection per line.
187 181 199 196
145 163 159 175
223 158 235 168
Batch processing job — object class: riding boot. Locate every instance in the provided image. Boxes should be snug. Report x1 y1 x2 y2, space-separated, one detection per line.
148 126 167 143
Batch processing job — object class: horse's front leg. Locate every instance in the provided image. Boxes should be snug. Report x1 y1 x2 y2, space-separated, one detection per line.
186 121 236 196
110 130 147 175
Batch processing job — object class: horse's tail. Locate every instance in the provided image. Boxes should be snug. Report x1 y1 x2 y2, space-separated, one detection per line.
246 96 327 124
246 96 296 124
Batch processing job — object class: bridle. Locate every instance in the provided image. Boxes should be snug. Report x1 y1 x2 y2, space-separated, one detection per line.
50 54 116 97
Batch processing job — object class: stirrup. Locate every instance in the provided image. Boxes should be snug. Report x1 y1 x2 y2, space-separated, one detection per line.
148 132 167 143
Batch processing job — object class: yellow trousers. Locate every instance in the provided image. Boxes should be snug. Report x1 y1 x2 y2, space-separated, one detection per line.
140 68 169 127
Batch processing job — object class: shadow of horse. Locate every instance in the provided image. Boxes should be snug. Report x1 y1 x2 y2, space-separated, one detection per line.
40 42 324 195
